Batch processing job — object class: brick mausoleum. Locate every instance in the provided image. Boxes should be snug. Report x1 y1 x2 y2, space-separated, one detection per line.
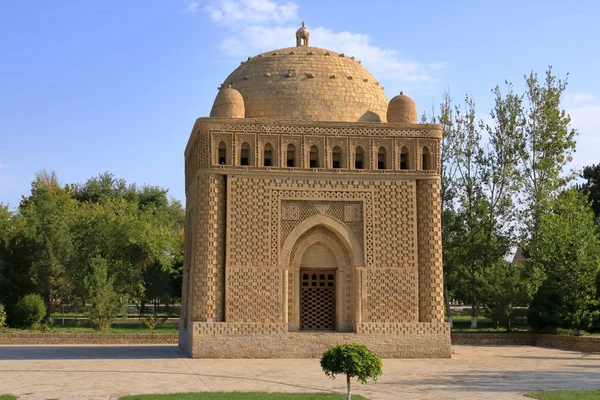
179 23 451 358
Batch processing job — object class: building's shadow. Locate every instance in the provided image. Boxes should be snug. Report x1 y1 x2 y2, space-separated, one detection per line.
0 345 182 360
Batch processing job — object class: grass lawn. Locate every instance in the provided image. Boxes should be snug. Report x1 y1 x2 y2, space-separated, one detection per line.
0 395 18 400
120 393 368 400
525 389 600 399
451 327 530 333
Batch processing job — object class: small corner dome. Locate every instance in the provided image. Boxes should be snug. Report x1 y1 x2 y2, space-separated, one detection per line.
210 85 245 118
387 92 417 124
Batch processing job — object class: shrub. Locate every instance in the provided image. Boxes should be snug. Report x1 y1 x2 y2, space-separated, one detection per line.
0 304 6 329
13 294 46 329
143 314 158 330
321 343 382 400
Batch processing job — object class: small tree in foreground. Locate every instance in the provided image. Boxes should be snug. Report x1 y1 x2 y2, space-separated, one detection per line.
320 343 382 400
83 257 124 331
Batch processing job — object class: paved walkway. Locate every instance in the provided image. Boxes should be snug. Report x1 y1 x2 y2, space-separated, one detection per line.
0 345 599 399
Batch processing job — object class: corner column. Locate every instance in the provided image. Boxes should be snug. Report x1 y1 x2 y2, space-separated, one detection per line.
191 173 226 322
416 178 445 323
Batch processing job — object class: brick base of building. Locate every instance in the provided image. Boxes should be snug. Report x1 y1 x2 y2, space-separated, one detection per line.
180 322 451 358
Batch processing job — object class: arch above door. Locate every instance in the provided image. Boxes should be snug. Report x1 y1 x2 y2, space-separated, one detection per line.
280 214 364 267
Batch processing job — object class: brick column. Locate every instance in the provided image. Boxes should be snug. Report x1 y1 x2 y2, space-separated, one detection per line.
416 179 445 323
191 174 225 322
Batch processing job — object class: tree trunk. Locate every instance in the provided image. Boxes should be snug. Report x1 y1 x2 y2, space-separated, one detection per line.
346 374 352 400
443 278 453 328
45 290 52 322
471 301 478 328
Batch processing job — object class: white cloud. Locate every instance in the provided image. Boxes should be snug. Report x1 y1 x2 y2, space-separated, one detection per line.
565 94 600 169
205 0 444 90
569 103 600 131
206 0 298 26
185 0 199 12
566 93 596 105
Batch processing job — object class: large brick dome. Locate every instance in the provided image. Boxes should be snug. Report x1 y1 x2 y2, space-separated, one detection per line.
216 46 389 122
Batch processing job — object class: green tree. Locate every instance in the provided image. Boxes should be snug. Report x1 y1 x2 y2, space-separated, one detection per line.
321 343 382 400
83 257 123 331
68 174 184 308
437 90 521 328
0 204 13 308
519 67 577 240
484 261 528 331
16 171 75 319
525 189 600 330
579 163 600 219
432 91 461 327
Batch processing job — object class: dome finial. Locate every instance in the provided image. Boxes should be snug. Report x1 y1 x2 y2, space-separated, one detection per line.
296 21 310 47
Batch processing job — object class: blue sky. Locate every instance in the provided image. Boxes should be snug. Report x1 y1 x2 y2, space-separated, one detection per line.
1 0 599 208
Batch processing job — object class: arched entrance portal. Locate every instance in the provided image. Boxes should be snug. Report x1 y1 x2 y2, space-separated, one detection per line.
280 215 364 332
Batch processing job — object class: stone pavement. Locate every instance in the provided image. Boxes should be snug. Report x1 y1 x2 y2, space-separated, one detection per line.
0 345 599 400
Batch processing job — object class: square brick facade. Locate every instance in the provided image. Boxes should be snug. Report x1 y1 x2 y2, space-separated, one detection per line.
180 118 450 358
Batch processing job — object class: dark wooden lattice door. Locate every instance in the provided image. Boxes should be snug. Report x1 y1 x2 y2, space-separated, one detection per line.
300 270 336 330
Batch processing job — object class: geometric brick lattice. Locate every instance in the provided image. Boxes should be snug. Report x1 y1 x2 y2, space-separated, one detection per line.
364 268 418 322
372 180 416 270
226 267 282 323
301 271 336 330
417 179 445 323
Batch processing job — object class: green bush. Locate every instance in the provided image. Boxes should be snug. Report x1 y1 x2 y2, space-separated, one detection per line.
13 294 46 329
321 343 382 400
143 314 158 330
0 304 7 328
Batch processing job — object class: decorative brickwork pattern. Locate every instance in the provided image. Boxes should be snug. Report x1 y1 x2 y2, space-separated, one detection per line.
181 203 196 329
226 267 282 323
211 121 440 138
184 134 199 192
356 322 449 335
193 322 287 335
417 179 445 323
280 200 364 255
272 187 372 267
364 268 418 322
215 175 226 321
282 204 300 220
198 130 210 169
344 271 353 325
372 180 416 269
228 177 273 267
191 175 224 322
344 204 361 222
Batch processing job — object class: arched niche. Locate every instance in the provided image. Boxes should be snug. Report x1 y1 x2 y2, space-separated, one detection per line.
281 215 363 333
